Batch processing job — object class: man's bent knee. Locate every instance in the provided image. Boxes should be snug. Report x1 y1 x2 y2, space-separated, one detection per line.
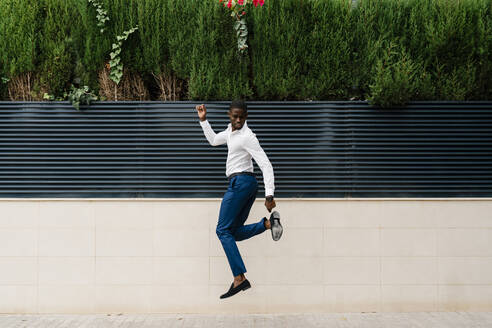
216 226 232 240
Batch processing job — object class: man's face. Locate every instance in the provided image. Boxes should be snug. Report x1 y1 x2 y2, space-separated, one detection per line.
228 107 247 131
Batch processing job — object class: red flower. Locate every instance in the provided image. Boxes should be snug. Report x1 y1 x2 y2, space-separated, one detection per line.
222 0 264 9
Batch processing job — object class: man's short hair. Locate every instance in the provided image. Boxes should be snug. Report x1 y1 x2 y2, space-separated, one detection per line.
229 99 248 114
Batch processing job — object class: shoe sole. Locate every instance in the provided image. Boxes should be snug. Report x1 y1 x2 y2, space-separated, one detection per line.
270 211 283 241
272 223 283 241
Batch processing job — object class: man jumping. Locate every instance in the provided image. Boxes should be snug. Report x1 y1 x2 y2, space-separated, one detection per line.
196 100 283 299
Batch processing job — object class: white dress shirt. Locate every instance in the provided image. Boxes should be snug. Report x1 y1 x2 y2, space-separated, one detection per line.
199 119 275 197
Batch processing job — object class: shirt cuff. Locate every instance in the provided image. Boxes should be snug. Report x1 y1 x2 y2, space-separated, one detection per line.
265 189 274 198
199 119 209 127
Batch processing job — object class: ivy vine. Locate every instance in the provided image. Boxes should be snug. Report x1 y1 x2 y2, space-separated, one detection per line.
88 0 110 33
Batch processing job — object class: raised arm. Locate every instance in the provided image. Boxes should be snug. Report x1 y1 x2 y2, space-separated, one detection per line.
196 104 227 146
200 120 227 146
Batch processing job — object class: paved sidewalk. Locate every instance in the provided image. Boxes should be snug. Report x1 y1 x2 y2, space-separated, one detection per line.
0 312 491 327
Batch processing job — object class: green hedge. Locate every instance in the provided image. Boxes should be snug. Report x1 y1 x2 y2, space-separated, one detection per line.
0 0 490 106
0 0 40 98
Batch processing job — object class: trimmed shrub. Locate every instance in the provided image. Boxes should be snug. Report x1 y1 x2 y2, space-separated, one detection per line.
187 0 252 100
367 41 419 107
37 0 82 97
0 0 490 103
304 0 355 100
0 0 40 99
249 0 313 100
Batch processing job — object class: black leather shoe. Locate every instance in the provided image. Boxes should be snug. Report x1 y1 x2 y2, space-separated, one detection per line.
269 211 283 241
219 279 251 299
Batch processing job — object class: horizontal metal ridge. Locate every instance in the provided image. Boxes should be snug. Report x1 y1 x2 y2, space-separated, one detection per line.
0 102 491 197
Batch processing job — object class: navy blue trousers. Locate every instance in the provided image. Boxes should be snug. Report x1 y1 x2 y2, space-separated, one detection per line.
216 174 267 277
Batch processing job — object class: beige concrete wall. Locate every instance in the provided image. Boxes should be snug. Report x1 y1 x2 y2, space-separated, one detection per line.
0 198 491 314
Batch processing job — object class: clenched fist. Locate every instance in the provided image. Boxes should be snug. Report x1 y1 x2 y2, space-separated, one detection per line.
196 104 207 122
265 198 276 212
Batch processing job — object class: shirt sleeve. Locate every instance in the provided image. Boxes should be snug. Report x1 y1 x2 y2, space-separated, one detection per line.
199 120 227 146
243 133 275 197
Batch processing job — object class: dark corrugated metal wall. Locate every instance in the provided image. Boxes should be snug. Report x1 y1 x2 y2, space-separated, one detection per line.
0 101 491 198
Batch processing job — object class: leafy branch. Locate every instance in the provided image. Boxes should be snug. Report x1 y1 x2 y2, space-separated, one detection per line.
88 0 109 33
220 0 265 56
109 26 138 85
108 26 139 100
65 85 98 110
44 85 98 110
